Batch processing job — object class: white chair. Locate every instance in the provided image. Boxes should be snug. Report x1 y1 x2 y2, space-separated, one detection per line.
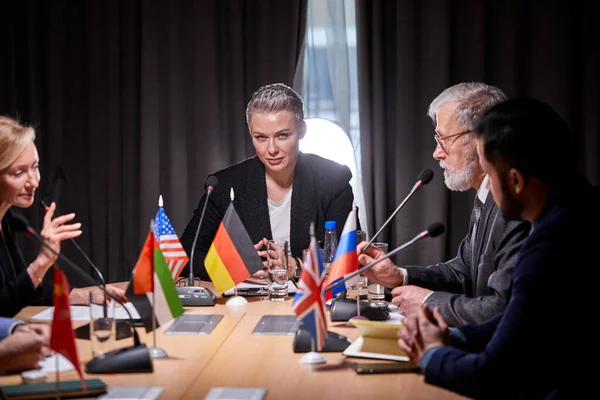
300 118 368 235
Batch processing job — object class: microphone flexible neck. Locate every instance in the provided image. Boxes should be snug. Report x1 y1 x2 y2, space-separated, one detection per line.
25 226 141 347
327 232 423 293
189 188 213 286
362 182 421 254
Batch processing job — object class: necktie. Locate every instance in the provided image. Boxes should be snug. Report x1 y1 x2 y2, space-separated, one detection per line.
471 196 484 262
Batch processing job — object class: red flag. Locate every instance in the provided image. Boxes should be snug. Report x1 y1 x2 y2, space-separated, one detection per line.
133 232 155 294
50 268 86 390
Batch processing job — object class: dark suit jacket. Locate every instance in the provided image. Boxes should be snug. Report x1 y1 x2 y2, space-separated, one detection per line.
422 181 597 399
180 152 355 281
0 209 50 317
406 192 531 325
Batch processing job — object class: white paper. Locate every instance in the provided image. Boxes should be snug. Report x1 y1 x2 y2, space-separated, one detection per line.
98 386 164 400
31 302 140 321
38 353 75 373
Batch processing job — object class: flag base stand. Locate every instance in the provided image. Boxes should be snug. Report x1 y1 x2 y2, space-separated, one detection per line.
299 352 326 364
226 296 248 306
149 347 168 359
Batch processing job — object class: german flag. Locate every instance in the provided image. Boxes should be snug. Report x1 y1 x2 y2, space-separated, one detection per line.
204 202 264 293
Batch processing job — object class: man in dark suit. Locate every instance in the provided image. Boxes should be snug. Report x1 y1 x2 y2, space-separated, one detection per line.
398 97 597 399
359 82 531 325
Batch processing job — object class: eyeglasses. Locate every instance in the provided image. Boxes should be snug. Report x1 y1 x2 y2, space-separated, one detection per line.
433 129 471 153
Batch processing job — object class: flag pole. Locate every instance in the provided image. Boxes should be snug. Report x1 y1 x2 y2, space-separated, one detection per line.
226 187 249 306
55 350 61 399
149 216 168 359
298 222 327 365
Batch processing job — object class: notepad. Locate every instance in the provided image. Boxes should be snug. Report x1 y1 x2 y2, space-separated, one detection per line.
342 318 409 362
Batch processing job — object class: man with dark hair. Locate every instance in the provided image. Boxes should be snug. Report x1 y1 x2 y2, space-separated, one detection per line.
398 97 597 399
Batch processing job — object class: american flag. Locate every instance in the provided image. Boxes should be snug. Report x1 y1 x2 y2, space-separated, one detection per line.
154 205 189 281
292 226 328 351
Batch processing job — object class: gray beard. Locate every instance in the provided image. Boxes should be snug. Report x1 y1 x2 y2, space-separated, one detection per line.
440 155 480 192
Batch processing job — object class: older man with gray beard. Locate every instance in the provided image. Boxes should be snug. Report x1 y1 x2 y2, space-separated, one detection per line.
358 82 531 326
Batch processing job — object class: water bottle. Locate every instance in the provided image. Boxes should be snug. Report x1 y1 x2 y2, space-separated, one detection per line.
323 220 338 273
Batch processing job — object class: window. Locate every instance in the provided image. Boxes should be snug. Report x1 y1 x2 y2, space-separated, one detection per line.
295 0 366 232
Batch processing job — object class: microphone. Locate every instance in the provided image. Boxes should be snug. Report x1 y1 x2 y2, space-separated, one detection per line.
177 175 218 306
361 169 434 254
327 222 444 293
9 213 153 374
41 201 106 289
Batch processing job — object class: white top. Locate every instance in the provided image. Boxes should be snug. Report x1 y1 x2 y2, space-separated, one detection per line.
267 189 292 251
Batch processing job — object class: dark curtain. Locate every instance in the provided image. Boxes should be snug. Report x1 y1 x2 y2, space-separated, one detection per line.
356 0 599 266
0 0 307 286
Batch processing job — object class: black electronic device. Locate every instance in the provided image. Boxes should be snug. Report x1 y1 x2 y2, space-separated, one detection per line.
293 325 352 353
350 362 420 374
329 298 390 321
85 345 153 374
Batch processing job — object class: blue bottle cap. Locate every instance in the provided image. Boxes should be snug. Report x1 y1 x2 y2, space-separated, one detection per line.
325 220 336 230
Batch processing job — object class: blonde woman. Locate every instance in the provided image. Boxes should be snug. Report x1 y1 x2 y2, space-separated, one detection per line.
0 116 126 317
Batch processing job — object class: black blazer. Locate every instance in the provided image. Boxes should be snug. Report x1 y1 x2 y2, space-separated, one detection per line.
0 209 50 317
180 152 356 281
405 192 531 326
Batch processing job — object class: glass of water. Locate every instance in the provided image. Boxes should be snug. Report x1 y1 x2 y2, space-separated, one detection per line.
267 240 288 301
89 292 116 358
367 242 388 303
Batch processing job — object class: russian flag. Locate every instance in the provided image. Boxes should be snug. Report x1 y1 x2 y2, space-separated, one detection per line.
324 208 358 300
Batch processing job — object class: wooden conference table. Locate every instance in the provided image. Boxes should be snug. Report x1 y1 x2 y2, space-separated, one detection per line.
1 284 466 400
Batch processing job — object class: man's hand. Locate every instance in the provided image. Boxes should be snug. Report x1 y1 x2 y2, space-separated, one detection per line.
13 323 50 345
0 331 48 372
397 305 450 363
357 241 404 287
390 285 433 317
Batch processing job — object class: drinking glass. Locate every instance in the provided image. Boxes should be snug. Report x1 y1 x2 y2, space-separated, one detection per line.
89 292 116 358
367 242 388 303
267 240 288 301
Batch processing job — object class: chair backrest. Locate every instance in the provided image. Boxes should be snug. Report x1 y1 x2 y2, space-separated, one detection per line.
300 118 368 235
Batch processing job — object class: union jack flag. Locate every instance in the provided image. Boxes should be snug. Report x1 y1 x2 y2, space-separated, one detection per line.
154 203 189 281
292 225 328 351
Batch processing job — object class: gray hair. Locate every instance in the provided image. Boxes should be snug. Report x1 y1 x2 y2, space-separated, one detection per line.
246 83 304 127
427 82 508 130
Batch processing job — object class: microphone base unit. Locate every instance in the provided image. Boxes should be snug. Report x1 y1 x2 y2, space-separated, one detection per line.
293 326 352 353
176 286 217 306
85 344 153 374
329 298 390 321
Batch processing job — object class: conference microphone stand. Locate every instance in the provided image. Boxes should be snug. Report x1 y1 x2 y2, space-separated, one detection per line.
361 169 434 254
177 175 219 306
10 213 153 374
